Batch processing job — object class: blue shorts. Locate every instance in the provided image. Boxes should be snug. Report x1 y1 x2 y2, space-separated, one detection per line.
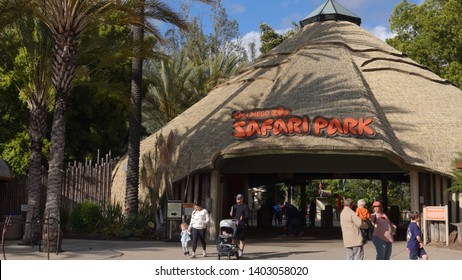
409 247 427 260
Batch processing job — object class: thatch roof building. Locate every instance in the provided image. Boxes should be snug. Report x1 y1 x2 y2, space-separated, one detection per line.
112 1 462 233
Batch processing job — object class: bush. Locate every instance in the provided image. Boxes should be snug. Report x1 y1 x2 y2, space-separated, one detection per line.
70 201 103 233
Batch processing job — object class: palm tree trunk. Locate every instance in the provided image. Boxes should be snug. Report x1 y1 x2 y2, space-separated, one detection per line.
42 97 66 252
125 4 145 218
42 32 78 252
22 105 47 245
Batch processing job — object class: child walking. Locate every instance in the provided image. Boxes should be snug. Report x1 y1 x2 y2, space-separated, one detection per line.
406 210 428 260
180 222 191 256
356 199 372 242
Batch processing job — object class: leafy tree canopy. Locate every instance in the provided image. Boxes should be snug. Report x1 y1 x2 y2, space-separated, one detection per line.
259 22 299 55
387 0 462 89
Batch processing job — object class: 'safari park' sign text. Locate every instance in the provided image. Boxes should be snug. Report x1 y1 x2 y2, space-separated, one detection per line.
232 107 376 139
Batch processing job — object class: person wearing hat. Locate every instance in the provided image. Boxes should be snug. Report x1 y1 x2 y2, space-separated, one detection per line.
230 194 250 257
370 201 397 260
340 197 365 260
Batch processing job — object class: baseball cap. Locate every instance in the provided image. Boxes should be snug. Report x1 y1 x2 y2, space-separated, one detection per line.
235 194 244 200
372 201 382 207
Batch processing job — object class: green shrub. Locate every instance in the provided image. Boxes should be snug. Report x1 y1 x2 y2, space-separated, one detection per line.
70 201 102 233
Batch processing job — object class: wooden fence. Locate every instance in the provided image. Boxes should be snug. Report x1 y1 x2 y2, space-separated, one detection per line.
0 152 113 216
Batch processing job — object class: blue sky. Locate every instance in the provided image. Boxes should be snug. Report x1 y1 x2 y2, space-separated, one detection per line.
171 0 424 55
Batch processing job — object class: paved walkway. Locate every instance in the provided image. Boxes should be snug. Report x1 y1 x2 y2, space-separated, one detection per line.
2 227 462 260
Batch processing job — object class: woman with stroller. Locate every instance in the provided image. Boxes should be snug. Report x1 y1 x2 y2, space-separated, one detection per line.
189 201 210 258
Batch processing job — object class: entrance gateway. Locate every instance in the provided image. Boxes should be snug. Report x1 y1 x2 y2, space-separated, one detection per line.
111 0 462 240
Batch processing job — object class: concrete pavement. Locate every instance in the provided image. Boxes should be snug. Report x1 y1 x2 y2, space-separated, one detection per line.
2 226 462 260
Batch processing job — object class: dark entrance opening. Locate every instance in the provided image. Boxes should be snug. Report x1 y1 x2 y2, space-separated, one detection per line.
217 153 410 239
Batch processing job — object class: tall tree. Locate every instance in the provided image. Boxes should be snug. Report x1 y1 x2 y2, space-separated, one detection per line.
387 0 462 89
0 3 54 245
35 0 116 252
124 0 190 218
2 0 140 251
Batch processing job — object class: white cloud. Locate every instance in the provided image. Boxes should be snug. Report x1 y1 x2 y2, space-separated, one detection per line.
370 25 396 41
239 31 262 58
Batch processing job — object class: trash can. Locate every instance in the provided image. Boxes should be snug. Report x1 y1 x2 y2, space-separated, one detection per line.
401 210 410 223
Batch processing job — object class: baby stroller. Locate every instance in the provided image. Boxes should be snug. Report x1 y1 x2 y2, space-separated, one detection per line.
216 219 240 260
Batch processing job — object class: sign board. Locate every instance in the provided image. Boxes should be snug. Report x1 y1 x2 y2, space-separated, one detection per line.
424 206 446 221
21 204 29 212
182 203 194 216
422 205 449 246
167 200 182 220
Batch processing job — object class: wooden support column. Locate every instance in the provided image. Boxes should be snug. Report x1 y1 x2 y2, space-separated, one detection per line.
410 171 420 212
300 184 307 226
209 170 221 240
193 175 200 203
381 179 388 210
450 191 458 223
186 176 193 203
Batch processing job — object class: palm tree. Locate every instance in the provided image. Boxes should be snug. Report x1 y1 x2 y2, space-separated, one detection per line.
142 50 197 133
31 0 118 253
17 20 54 246
0 3 54 245
124 0 213 218
142 50 242 133
32 0 184 252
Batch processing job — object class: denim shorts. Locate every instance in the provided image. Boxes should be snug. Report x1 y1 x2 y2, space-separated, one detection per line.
409 247 427 260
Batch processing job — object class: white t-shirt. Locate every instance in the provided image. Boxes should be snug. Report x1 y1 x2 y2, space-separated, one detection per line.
189 208 210 230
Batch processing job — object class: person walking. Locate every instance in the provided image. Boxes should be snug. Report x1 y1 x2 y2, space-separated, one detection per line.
340 197 365 260
230 193 250 257
188 201 209 258
406 210 428 260
283 202 300 236
370 201 396 260
180 222 191 256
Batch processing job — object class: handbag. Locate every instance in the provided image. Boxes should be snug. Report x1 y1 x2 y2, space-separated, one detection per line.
361 219 374 242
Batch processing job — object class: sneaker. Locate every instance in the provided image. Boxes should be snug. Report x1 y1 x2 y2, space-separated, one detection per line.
190 252 196 258
238 250 243 257
202 251 207 257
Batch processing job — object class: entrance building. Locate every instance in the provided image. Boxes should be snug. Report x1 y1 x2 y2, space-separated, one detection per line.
112 0 462 239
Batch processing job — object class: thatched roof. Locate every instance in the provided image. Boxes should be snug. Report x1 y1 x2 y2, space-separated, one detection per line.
112 20 462 201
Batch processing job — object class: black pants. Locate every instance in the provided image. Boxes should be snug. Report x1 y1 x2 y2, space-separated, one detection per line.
191 228 206 252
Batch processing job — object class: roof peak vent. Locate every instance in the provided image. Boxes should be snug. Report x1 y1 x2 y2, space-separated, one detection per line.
300 0 361 27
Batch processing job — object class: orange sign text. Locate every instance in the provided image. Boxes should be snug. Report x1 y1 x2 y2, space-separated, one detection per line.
232 107 376 139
